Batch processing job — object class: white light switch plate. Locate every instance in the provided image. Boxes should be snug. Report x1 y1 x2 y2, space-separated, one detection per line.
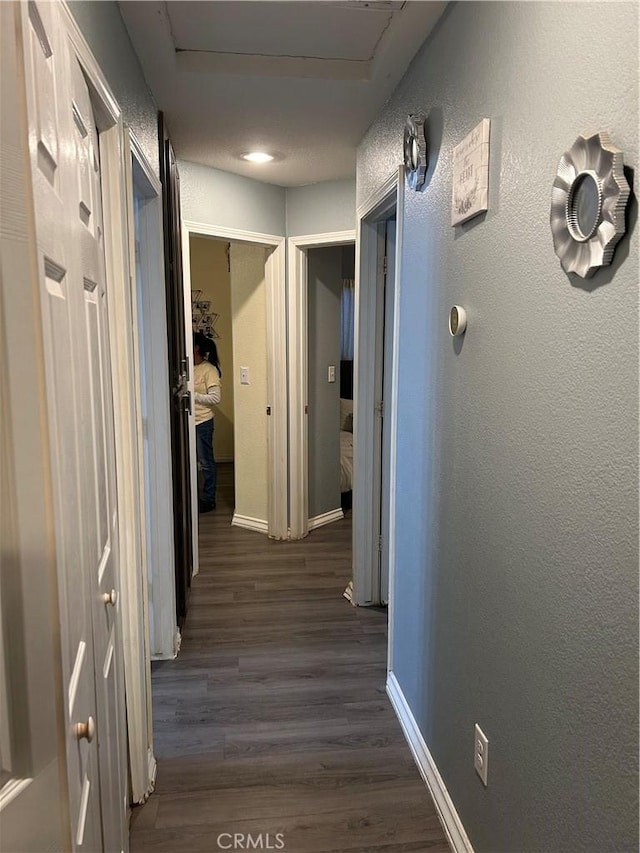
328 365 336 383
240 366 250 385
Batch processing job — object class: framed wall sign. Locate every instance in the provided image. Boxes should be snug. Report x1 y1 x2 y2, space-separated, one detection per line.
451 118 491 226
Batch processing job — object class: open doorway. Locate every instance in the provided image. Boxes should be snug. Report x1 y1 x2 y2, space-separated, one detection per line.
288 230 356 540
189 236 236 521
305 244 356 531
183 225 288 548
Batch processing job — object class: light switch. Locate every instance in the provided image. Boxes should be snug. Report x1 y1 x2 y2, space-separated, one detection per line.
240 366 250 385
328 365 336 383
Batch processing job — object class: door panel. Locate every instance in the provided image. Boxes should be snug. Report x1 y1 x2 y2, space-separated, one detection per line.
159 112 193 627
24 4 102 847
71 54 127 853
22 2 127 850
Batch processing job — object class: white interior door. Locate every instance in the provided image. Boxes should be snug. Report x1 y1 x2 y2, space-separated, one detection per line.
71 56 127 853
379 216 397 604
23 3 102 848
22 2 127 849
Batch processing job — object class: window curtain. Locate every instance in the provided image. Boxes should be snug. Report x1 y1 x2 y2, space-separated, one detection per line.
340 278 355 360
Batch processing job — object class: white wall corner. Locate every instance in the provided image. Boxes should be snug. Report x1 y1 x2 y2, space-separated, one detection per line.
386 671 474 853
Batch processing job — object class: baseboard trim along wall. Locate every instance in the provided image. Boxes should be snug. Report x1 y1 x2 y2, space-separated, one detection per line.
308 508 344 531
386 672 475 853
232 514 269 534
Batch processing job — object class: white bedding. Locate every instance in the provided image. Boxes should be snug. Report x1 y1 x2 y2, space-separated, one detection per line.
340 429 353 493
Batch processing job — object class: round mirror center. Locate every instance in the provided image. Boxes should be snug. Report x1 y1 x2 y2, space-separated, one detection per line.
567 171 602 241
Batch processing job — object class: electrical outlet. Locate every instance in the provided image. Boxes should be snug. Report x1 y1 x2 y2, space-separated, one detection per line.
240 366 250 386
474 723 489 786
328 365 336 383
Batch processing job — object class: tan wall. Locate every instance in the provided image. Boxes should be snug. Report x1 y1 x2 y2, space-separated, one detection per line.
189 236 234 460
230 243 269 524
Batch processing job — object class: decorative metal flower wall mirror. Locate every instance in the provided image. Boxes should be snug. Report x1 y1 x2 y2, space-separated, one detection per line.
550 132 630 278
404 114 427 190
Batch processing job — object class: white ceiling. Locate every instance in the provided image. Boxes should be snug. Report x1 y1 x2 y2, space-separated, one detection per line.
119 1 447 187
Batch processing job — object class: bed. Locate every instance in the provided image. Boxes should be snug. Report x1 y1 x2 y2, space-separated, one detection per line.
340 398 354 493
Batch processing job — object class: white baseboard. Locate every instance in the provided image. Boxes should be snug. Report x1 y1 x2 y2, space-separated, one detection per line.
308 507 344 531
232 513 268 534
386 671 474 853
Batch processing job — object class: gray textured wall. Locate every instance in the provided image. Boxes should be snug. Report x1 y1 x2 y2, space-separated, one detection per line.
68 1 159 175
286 179 356 236
307 247 343 519
357 2 638 851
180 160 287 236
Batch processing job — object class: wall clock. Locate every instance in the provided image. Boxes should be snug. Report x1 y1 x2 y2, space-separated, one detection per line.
403 114 427 191
550 131 630 278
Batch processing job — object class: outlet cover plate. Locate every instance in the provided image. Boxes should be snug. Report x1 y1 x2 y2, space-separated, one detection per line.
474 723 489 786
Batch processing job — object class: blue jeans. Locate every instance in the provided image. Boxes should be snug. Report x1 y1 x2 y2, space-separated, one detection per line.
196 418 216 506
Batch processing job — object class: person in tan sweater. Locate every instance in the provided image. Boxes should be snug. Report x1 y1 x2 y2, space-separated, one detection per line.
193 332 222 512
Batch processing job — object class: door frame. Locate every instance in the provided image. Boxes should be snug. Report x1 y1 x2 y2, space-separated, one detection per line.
122 129 171 801
126 132 178 661
182 220 288 548
287 230 356 540
353 167 404 637
60 0 156 810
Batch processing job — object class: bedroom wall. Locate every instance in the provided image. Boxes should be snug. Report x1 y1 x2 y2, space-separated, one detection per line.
189 236 235 462
229 243 269 525
67 1 159 175
307 246 343 520
357 2 638 852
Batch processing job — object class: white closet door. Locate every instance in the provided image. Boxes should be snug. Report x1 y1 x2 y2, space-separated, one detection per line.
70 54 127 853
23 2 102 848
22 2 127 850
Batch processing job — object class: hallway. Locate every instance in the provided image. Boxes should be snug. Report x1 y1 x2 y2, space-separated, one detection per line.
130 464 449 852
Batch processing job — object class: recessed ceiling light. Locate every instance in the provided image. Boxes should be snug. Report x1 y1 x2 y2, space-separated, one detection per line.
242 152 274 163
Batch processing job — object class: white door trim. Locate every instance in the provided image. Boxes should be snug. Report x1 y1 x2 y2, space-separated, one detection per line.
182 220 288 542
122 129 166 800
353 169 403 608
287 230 356 540
61 0 153 815
128 132 177 663
385 174 404 671
127 129 178 660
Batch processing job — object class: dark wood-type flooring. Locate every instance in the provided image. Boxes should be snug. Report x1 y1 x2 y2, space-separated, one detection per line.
130 463 450 853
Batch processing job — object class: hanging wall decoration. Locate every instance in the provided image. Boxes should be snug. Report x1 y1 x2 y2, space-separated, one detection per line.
191 289 220 339
451 118 491 226
550 131 630 278
403 114 428 191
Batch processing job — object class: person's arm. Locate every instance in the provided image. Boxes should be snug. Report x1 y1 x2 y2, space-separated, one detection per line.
194 384 221 406
194 364 221 406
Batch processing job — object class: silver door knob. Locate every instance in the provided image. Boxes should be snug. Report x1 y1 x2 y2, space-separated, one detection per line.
103 589 117 606
75 716 95 742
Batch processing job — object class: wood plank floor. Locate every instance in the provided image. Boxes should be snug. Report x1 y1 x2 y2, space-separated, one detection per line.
130 463 450 853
